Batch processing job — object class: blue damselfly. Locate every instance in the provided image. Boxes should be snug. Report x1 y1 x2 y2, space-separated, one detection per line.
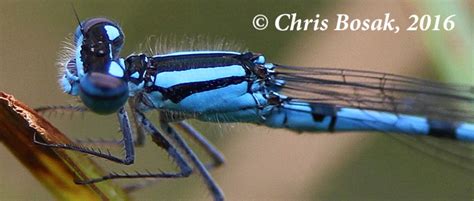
28 13 474 201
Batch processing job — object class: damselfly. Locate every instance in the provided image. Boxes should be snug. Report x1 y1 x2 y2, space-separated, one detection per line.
35 17 474 201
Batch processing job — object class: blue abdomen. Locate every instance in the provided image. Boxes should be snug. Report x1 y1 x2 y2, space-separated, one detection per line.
262 100 474 141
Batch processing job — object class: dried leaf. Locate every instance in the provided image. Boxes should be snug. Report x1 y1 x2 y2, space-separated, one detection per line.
0 92 130 201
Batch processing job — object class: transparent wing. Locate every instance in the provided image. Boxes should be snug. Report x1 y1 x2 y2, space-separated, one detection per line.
275 65 474 122
274 64 474 170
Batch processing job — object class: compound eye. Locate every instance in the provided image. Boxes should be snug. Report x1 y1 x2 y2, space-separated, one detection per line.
79 72 129 114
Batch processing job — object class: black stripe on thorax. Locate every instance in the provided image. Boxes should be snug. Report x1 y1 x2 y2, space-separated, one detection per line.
150 54 244 73
427 119 457 139
146 76 249 103
155 53 239 60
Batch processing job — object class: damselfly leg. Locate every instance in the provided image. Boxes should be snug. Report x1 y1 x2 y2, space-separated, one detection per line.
36 101 225 200
35 103 147 147
34 107 135 165
69 110 224 201
175 121 225 170
158 116 225 201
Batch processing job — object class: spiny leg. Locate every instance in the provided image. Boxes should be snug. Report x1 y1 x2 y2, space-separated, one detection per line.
159 110 225 170
35 105 120 145
128 99 146 146
34 107 135 165
122 119 226 193
175 121 225 170
74 112 226 201
35 105 88 113
35 104 146 147
160 118 224 201
37 106 225 199
75 111 193 184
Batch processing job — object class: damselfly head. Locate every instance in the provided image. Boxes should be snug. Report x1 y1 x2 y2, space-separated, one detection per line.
58 17 129 114
76 18 128 114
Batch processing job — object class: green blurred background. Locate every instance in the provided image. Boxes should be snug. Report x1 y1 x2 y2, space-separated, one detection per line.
0 0 472 200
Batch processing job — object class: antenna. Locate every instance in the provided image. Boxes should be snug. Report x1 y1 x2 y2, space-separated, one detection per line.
71 2 84 35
